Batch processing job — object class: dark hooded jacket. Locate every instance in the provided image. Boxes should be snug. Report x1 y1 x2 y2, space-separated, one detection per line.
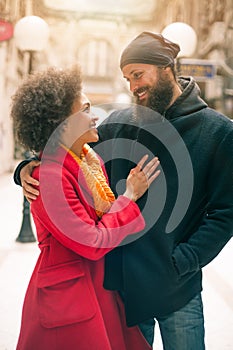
95 77 233 326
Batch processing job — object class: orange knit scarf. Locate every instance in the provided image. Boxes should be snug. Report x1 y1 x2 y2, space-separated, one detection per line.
62 144 115 217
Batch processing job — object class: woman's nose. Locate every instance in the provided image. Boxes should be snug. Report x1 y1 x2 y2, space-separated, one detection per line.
91 113 99 122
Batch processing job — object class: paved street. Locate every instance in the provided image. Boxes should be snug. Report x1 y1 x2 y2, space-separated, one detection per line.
0 169 232 349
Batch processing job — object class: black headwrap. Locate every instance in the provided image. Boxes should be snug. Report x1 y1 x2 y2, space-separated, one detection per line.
120 31 180 69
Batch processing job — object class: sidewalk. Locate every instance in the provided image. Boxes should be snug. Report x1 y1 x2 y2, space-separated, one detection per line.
0 170 232 350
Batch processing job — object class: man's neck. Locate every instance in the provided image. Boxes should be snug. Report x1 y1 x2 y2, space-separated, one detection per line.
169 82 182 108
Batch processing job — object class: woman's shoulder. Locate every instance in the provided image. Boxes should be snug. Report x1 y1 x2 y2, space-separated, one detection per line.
34 148 79 184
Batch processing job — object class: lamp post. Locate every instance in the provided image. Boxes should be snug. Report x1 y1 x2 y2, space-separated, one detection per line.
162 22 197 58
162 22 197 74
14 16 49 243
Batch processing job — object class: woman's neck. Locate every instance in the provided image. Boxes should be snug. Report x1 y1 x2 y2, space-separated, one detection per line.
61 138 84 159
70 141 83 158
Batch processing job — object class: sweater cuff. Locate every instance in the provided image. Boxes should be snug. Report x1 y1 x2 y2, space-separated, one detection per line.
172 243 199 276
13 158 37 186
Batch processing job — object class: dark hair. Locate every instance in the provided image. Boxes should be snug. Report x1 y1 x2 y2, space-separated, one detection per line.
166 64 177 80
11 65 82 153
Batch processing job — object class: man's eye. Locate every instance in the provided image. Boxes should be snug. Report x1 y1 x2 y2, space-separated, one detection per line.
134 72 142 79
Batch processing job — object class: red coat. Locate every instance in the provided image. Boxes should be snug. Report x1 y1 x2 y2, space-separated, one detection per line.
16 147 151 350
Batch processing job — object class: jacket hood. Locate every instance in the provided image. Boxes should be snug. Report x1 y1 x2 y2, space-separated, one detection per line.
165 76 208 120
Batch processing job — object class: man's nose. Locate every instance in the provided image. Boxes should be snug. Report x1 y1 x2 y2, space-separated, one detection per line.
129 81 138 93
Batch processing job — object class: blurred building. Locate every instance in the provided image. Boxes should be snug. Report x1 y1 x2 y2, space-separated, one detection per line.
0 0 232 174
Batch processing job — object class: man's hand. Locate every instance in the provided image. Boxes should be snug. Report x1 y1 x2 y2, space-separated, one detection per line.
20 160 40 203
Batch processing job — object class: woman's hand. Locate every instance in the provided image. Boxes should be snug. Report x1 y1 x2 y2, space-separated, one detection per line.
123 155 160 202
20 160 40 203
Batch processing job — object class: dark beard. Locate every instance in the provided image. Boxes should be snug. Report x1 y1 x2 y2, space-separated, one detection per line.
146 71 174 115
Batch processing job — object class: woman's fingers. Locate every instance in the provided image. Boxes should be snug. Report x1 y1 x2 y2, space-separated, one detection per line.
132 155 161 187
142 157 159 174
125 155 161 201
147 169 161 186
141 157 160 186
135 154 149 172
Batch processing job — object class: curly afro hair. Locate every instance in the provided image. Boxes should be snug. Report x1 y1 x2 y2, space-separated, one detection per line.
11 65 82 153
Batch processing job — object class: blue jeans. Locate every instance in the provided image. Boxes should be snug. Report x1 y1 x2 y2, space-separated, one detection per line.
139 293 205 349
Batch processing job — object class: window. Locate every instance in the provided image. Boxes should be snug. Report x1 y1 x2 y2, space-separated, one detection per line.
78 39 113 78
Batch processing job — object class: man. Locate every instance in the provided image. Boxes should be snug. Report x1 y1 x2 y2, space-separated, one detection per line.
14 32 233 349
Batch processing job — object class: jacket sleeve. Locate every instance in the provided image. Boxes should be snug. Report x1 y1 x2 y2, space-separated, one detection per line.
13 157 38 186
172 129 233 276
31 164 145 261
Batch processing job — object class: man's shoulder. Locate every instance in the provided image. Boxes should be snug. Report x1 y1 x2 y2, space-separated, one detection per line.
203 108 233 131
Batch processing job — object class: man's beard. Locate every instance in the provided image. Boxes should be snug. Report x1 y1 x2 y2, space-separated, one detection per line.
137 71 174 115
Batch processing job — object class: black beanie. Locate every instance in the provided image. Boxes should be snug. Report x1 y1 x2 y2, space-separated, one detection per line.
120 31 180 69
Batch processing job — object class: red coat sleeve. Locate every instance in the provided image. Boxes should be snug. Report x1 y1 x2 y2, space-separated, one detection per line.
31 163 145 260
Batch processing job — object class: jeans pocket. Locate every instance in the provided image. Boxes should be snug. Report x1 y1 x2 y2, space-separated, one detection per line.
37 260 96 328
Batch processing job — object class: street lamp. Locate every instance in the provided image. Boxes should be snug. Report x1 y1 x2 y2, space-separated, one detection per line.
162 22 197 58
14 15 49 243
162 22 197 75
14 15 49 75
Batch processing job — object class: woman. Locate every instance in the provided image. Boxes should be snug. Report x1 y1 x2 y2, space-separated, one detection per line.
11 65 160 350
